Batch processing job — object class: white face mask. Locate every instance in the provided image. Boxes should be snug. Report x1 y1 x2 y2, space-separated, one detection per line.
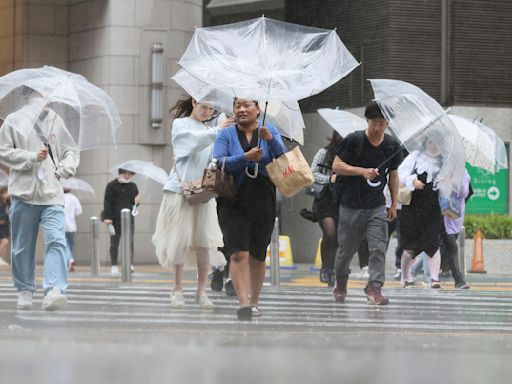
118 175 132 183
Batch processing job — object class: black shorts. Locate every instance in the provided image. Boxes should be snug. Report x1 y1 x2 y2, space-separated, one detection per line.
0 224 9 239
217 175 276 262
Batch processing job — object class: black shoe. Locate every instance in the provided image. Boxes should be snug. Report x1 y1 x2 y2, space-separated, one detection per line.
319 268 331 284
328 271 336 287
210 268 224 292
455 281 470 289
236 306 252 321
225 279 236 297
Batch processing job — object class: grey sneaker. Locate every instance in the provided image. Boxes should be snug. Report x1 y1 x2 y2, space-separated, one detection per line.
17 290 33 310
42 287 67 311
195 294 214 309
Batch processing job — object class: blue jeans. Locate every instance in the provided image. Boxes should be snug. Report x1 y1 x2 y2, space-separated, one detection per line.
411 252 430 283
10 198 68 293
65 232 75 264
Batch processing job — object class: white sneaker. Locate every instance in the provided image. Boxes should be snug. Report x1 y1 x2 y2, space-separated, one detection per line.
111 265 120 275
17 291 33 310
195 294 214 309
170 291 185 308
130 265 135 273
42 287 67 311
393 268 402 281
0 258 9 266
361 266 370 278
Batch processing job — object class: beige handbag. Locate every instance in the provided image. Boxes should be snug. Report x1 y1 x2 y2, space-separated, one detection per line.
397 185 412 205
265 146 314 198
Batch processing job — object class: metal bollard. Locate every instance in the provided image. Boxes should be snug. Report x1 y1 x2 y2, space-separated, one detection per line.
270 217 280 287
120 208 132 283
459 225 466 281
90 216 100 275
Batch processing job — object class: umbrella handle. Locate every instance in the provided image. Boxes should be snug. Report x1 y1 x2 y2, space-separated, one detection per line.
245 163 259 179
131 203 139 217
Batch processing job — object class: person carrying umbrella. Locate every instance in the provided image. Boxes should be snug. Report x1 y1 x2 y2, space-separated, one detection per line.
101 168 140 275
331 101 402 305
213 98 287 320
0 89 79 311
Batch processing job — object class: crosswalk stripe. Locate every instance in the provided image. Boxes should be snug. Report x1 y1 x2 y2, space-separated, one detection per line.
2 283 511 333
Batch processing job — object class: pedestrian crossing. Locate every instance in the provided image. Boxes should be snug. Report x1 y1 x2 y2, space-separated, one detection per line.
1 282 511 333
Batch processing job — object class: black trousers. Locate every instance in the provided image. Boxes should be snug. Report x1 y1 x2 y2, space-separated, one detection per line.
110 219 134 266
440 230 464 284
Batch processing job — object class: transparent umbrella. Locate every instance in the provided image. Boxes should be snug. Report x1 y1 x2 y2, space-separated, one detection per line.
317 108 366 138
370 79 466 197
448 115 508 174
60 177 95 197
178 16 358 102
0 66 120 151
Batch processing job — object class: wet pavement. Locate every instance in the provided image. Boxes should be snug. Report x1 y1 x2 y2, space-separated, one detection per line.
0 265 511 384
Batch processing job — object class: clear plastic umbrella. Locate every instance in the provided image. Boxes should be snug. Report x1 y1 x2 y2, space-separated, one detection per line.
178 16 358 102
172 69 305 144
448 115 508 174
317 108 367 138
0 66 120 151
0 169 8 187
60 177 95 197
111 160 168 185
369 79 466 197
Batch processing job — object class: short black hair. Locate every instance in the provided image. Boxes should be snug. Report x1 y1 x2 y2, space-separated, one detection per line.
364 101 385 120
118 168 135 175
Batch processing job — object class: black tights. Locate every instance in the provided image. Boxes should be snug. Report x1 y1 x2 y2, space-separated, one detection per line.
319 217 338 270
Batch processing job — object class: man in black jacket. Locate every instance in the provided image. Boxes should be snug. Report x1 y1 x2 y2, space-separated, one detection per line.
101 169 139 275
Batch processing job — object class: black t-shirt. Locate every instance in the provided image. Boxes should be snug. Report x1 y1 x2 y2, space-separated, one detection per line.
336 130 402 209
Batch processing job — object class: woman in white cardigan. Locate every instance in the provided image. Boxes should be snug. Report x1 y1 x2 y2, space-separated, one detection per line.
398 139 443 289
152 97 233 308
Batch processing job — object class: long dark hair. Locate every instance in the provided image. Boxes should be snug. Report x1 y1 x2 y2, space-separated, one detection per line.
169 96 193 118
323 131 343 168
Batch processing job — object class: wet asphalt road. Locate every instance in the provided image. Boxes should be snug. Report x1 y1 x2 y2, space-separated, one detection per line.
0 269 511 384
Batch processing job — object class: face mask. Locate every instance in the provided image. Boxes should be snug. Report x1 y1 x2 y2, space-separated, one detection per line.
118 176 131 183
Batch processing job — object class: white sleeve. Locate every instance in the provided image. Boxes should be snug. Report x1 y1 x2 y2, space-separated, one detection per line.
398 151 419 190
172 119 219 159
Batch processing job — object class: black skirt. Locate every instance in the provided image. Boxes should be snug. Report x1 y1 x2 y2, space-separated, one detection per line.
217 174 276 262
312 184 338 220
400 173 442 257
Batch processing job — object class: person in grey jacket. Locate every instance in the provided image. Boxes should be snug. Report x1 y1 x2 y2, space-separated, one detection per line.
0 97 79 311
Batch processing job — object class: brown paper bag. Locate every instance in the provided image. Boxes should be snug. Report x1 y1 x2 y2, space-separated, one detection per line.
265 146 314 197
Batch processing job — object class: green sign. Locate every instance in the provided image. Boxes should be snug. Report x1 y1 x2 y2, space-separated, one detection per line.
466 160 509 215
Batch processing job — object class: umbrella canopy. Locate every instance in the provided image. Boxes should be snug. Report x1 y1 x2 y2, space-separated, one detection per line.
0 169 8 187
178 16 358 102
448 115 508 174
60 177 95 196
111 160 168 186
172 69 305 144
317 108 366 138
0 66 121 151
370 79 466 197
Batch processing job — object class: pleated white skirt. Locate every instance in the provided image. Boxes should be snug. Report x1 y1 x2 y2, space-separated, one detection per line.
152 191 225 269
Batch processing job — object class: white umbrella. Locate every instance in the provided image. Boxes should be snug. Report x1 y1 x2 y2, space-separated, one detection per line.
448 115 507 173
112 160 167 185
317 108 366 138
370 79 466 197
60 177 95 196
0 66 120 151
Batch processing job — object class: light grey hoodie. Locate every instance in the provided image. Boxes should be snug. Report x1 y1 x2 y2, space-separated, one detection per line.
0 106 79 206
